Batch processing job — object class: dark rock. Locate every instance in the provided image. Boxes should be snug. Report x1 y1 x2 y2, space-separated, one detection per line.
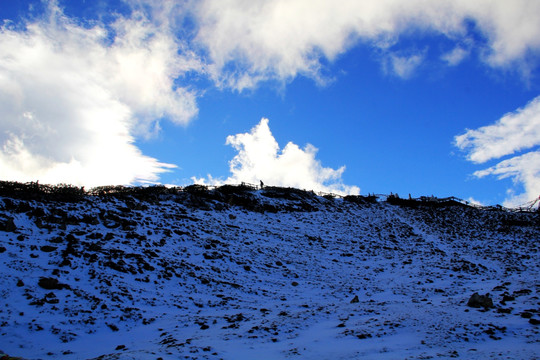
203 252 223 260
44 292 59 304
0 246 6 253
16 279 24 287
514 289 532 296
467 292 494 309
38 277 69 290
350 295 360 303
502 293 515 303
0 215 16 232
529 318 540 325
40 245 57 253
521 312 533 319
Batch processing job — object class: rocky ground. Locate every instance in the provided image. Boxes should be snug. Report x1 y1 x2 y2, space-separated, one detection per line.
0 184 538 359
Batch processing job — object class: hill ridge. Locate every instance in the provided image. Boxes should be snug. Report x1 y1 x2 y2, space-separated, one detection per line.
0 182 538 359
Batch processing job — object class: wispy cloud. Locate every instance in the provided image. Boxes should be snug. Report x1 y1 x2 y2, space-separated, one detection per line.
441 46 470 66
455 96 540 206
0 2 200 186
455 96 540 163
193 118 360 195
473 151 540 207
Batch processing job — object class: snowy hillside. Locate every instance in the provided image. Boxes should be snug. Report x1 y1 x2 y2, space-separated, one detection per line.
0 183 538 359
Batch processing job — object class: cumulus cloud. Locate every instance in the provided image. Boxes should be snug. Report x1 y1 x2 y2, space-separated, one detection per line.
4 0 540 191
455 96 540 207
193 118 360 195
194 0 540 89
0 2 201 187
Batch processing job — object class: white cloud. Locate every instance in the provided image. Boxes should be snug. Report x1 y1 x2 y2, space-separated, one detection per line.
194 0 540 89
455 96 540 207
454 96 540 163
464 0 540 68
465 197 485 207
0 2 200 187
473 151 540 207
441 46 469 66
3 0 540 192
193 118 360 195
384 51 425 79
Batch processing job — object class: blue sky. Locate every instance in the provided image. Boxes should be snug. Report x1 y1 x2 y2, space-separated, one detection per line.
1 0 539 207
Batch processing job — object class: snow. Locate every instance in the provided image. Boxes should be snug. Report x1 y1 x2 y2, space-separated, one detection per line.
0 186 538 359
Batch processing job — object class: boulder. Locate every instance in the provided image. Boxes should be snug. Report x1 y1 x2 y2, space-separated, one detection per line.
38 277 69 290
467 292 494 309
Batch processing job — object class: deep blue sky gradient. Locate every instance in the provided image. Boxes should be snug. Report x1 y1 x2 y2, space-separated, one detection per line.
141 41 538 202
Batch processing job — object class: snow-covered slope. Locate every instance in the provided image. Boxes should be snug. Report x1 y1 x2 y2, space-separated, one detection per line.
0 185 538 359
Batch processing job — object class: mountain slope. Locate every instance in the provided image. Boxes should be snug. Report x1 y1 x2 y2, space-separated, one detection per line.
0 184 538 359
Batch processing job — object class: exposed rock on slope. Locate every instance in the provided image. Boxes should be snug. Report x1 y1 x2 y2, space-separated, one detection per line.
0 183 538 359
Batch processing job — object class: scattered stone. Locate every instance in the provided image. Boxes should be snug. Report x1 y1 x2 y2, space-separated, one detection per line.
529 318 540 325
467 293 494 309
513 289 532 297
43 292 58 303
501 293 515 303
350 295 359 303
291 281 299 287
